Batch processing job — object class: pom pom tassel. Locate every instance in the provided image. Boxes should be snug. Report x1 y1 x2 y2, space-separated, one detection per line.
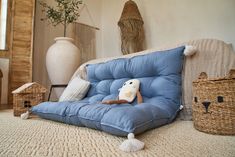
119 133 144 152
20 111 30 120
184 45 197 56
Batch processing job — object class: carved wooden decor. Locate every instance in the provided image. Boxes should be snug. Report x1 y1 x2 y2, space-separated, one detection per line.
8 0 35 105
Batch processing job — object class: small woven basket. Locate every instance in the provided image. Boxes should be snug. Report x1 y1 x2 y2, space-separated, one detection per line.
12 82 47 116
192 69 235 135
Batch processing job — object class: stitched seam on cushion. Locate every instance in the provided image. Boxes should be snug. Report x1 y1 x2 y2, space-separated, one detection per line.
101 118 169 133
74 105 112 123
77 116 102 123
77 108 112 122
33 110 169 133
65 102 91 117
32 111 67 117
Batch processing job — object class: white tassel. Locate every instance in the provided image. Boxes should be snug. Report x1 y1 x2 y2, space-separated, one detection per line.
180 105 184 110
184 45 197 56
20 111 29 120
119 133 145 152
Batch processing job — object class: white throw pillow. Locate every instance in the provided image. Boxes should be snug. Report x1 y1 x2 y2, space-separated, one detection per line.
59 77 90 102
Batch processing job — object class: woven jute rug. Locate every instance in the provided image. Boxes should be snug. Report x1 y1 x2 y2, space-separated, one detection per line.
0 110 234 157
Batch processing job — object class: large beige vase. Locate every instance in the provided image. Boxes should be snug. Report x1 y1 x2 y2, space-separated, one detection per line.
46 37 80 98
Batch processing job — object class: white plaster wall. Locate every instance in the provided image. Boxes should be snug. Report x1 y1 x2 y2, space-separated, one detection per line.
0 58 9 104
33 0 235 91
99 0 235 57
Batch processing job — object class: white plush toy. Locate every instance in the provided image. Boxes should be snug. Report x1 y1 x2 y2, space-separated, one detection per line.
102 79 145 152
102 79 143 104
119 79 141 102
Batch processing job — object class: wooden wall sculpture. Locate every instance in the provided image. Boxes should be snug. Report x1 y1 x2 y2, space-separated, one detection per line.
8 0 35 105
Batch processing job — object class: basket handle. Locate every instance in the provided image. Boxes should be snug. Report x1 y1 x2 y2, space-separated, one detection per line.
227 69 235 78
198 72 208 79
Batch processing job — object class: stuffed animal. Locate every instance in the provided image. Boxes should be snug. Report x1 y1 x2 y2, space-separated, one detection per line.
102 79 143 104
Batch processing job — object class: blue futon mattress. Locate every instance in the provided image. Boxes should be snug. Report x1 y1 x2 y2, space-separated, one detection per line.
32 46 185 136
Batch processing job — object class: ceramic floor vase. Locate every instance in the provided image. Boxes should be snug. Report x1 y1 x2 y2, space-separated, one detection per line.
46 37 80 98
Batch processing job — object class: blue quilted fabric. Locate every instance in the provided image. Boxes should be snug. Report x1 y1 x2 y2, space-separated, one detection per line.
32 46 185 136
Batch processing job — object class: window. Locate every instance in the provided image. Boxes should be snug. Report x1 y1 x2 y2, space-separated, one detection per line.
0 0 8 50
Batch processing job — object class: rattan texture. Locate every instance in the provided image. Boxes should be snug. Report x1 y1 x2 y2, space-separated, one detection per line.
192 70 235 135
13 83 47 116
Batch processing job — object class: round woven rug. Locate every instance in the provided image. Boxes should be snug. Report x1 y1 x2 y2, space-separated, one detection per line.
0 110 234 157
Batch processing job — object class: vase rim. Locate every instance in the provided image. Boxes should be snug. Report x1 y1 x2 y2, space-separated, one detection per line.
54 37 74 42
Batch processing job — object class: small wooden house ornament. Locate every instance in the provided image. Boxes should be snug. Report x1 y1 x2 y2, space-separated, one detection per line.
12 82 47 116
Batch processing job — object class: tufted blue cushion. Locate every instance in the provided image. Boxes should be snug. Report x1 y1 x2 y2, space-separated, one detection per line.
32 46 185 136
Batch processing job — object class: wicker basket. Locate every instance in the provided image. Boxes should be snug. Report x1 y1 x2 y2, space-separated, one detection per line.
12 82 47 116
192 69 235 135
